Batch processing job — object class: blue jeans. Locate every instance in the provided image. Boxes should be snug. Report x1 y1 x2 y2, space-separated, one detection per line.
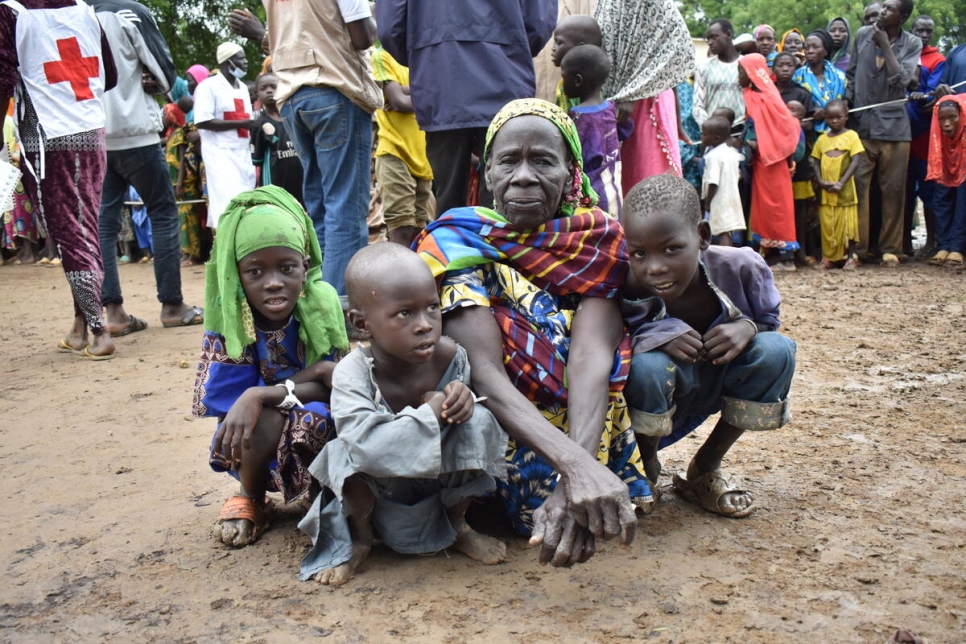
933 182 966 254
624 332 797 445
99 144 183 305
281 86 371 296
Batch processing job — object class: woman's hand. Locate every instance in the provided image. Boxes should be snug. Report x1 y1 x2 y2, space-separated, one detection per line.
559 461 637 546
214 387 267 466
702 319 757 365
616 101 637 123
530 484 597 567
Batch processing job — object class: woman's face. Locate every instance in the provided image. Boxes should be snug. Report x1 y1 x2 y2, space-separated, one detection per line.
186 73 198 95
783 32 804 54
804 35 827 64
485 116 573 229
757 29 776 56
829 21 848 47
938 104 961 139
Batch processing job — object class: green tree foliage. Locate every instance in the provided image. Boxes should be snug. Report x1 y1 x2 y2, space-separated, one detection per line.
678 0 964 52
141 0 266 78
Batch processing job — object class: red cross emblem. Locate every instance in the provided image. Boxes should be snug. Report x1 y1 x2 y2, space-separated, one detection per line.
223 99 251 138
43 37 99 101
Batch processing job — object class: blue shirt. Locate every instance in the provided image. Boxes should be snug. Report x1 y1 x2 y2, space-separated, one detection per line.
376 0 556 131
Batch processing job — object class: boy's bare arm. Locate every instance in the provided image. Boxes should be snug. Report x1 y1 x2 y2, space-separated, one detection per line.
705 183 718 208
382 81 414 113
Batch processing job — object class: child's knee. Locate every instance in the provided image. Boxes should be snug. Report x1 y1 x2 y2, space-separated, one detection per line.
738 332 796 379
250 408 287 454
626 350 679 408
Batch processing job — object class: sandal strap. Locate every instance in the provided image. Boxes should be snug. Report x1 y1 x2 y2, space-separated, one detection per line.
218 495 264 523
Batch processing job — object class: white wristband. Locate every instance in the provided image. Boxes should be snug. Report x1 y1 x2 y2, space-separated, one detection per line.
275 379 303 411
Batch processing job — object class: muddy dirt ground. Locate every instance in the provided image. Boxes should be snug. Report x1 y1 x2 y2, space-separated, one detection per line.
1 258 964 643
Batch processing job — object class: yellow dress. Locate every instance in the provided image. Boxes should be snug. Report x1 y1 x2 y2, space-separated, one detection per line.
811 129 865 261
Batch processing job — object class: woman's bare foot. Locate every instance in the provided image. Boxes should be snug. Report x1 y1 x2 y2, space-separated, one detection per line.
86 333 116 359
451 524 506 564
313 541 372 586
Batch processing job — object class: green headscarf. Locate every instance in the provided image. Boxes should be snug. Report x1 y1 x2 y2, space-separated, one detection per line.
203 186 348 364
483 98 599 217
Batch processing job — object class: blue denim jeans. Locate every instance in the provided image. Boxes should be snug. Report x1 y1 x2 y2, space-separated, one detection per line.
281 86 372 296
99 144 183 305
624 332 797 444
933 182 966 254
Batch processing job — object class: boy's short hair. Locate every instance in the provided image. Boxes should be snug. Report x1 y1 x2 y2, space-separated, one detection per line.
702 115 731 140
772 51 797 67
897 0 914 18
825 98 848 115
711 106 736 124
560 44 612 87
709 17 734 36
624 174 703 228
345 243 433 310
555 14 603 46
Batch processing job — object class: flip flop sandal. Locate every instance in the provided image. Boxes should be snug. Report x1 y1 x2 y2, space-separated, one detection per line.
216 495 273 547
843 256 859 271
58 338 88 353
37 257 50 265
945 252 964 267
111 315 148 337
928 250 949 266
78 347 115 361
162 305 203 328
673 467 755 518
49 258 61 267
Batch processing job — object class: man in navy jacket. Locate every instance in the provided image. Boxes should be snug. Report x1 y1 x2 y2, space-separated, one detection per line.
377 0 556 216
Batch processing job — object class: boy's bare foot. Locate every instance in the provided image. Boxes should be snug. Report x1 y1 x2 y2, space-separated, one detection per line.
673 461 755 518
451 524 506 564
313 541 371 586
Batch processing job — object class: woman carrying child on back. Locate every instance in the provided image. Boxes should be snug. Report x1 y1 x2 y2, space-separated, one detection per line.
926 95 966 268
738 54 803 272
192 186 348 548
810 99 865 270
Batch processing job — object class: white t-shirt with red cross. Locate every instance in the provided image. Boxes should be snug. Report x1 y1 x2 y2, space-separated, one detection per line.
194 72 255 228
3 0 106 140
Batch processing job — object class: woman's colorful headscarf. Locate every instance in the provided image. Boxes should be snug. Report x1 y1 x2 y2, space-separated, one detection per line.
483 98 598 217
739 54 801 166
778 28 805 52
927 96 966 188
203 186 348 364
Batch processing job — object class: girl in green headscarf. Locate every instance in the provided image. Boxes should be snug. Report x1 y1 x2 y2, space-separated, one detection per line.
192 186 349 548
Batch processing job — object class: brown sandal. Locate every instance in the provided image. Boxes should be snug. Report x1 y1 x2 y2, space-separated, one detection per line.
672 467 756 518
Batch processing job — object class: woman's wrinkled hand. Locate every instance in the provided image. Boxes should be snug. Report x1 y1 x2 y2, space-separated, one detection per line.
529 485 598 567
